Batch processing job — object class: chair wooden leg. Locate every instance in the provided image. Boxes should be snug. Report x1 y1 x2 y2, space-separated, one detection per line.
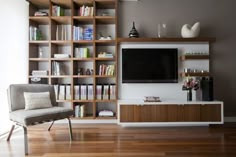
6 125 15 141
68 118 73 141
23 126 28 155
48 121 54 131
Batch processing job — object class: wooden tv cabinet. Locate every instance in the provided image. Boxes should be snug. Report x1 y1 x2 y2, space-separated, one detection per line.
118 100 223 127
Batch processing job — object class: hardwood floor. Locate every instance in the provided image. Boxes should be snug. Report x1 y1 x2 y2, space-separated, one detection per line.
1 123 236 157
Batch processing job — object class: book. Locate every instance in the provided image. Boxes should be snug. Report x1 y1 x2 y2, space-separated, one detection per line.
53 84 59 100
65 84 71 100
109 84 116 100
74 85 80 100
75 105 80 117
96 85 102 100
103 84 109 100
87 84 93 100
80 85 87 100
58 84 65 100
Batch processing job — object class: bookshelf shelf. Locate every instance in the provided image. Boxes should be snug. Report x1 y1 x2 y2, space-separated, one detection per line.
29 75 49 78
180 55 210 60
95 58 115 61
95 16 116 24
28 0 118 121
29 17 50 24
72 75 93 78
51 16 72 24
180 72 210 77
95 75 115 78
73 16 94 24
29 58 50 61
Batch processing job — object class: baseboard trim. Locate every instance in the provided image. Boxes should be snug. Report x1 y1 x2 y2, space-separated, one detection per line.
224 117 236 122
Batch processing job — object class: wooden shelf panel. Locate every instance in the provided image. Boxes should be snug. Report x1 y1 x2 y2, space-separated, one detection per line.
51 58 72 61
180 55 210 60
95 40 116 46
51 75 72 78
29 0 50 8
118 37 216 43
74 0 94 6
57 100 72 103
73 58 94 61
29 75 49 78
29 58 50 61
51 16 72 24
73 40 94 44
95 57 115 61
95 75 115 78
96 100 117 103
180 72 210 77
29 16 49 24
73 100 94 103
72 75 94 78
96 116 116 120
51 40 72 45
73 16 94 24
51 0 72 8
95 0 116 9
29 41 49 45
95 16 116 24
73 116 94 120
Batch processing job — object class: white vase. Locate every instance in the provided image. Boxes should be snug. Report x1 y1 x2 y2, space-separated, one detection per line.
181 22 200 38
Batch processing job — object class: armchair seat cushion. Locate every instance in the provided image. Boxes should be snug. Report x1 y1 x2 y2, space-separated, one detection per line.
10 107 74 126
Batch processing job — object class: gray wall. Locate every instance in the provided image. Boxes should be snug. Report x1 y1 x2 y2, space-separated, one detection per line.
118 0 236 117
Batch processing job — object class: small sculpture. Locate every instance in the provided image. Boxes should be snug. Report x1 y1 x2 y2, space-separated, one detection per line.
98 32 112 40
129 22 139 38
181 22 200 38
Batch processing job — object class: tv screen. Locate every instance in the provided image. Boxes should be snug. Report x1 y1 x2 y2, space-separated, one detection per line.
122 48 178 83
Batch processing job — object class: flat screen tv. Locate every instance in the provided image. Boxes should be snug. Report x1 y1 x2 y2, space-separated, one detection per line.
122 48 178 83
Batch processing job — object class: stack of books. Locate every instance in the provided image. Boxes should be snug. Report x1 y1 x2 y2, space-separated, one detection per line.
97 52 113 58
74 48 89 58
98 64 115 76
54 84 71 100
52 5 65 16
79 5 94 16
73 26 93 40
32 70 48 76
74 84 94 100
96 84 116 100
54 54 70 58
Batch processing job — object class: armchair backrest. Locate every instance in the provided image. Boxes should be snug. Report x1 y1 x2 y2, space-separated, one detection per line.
8 84 58 112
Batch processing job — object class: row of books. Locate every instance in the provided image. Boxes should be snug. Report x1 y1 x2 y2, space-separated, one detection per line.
52 5 65 16
96 84 116 100
29 26 43 41
79 6 94 16
74 47 90 58
75 105 86 117
74 84 94 100
56 25 69 40
53 84 116 101
98 64 115 76
54 84 71 100
73 26 93 40
52 61 65 76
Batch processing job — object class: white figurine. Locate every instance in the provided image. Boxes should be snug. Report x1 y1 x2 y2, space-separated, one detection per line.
181 22 200 38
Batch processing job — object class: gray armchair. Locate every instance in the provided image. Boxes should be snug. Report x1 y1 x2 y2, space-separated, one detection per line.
6 84 74 155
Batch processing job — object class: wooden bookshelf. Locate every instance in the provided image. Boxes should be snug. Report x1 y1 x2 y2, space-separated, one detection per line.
28 0 118 120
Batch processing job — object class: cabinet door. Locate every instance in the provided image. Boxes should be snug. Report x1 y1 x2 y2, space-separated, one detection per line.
167 105 183 122
201 104 221 122
139 105 168 122
183 105 201 122
120 105 136 122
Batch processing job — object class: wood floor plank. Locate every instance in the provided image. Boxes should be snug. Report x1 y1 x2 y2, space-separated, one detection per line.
1 124 236 157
